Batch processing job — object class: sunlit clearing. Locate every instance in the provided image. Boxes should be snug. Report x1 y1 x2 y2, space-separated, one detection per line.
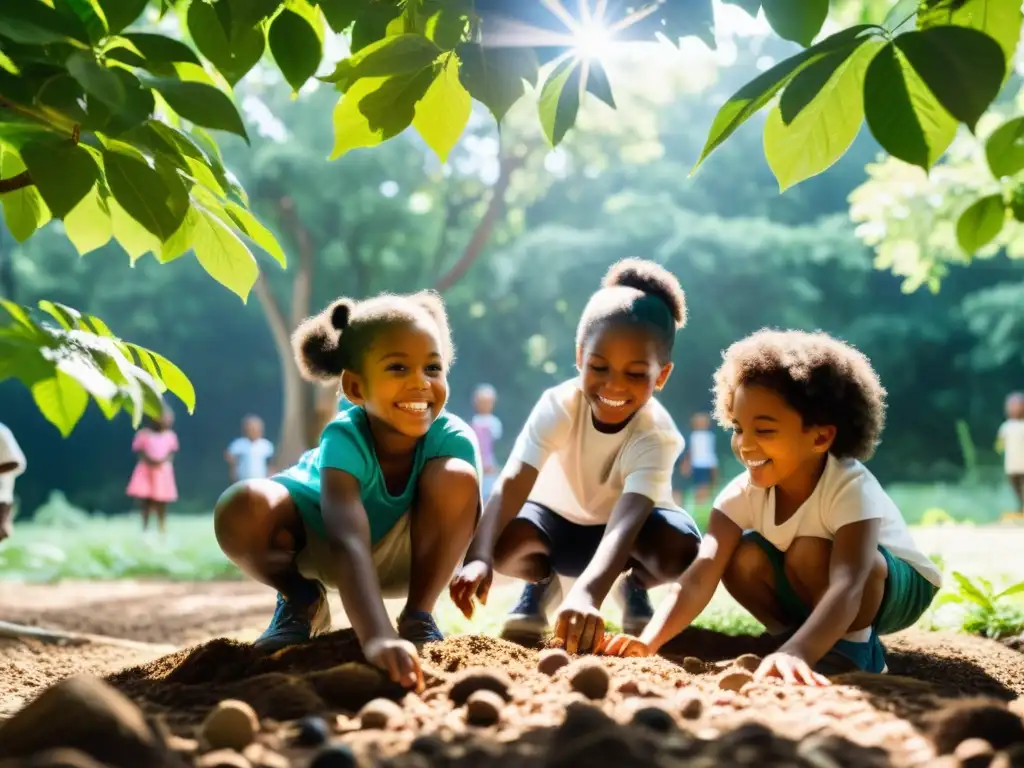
573 22 612 60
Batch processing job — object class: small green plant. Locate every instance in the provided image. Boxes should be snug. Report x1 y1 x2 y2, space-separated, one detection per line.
929 552 947 574
30 491 91 529
920 508 957 527
935 571 1024 639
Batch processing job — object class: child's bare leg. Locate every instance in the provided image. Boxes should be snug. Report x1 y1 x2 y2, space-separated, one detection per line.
783 536 887 631
0 502 13 542
155 502 167 534
405 458 479 616
214 479 309 599
493 521 553 583
722 539 791 635
140 501 151 532
630 518 700 588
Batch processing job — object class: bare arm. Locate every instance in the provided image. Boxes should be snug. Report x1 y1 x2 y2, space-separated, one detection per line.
571 493 653 608
640 509 744 653
465 461 539 565
0 462 19 475
320 468 395 646
779 518 881 666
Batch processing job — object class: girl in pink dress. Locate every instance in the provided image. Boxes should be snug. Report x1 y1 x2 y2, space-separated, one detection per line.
126 407 179 533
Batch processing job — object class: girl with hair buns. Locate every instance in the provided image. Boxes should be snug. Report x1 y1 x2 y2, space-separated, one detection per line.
450 258 701 654
214 290 482 690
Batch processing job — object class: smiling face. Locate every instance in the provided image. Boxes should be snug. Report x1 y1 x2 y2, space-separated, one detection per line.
729 383 835 490
578 323 672 428
1008 393 1024 420
342 319 448 439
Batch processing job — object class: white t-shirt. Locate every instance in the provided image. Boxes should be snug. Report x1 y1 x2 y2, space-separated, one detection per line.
506 379 684 525
998 419 1024 474
688 429 718 469
227 437 275 481
0 423 26 504
713 454 941 587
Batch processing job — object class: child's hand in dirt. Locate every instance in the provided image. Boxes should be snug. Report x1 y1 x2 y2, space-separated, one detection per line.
449 560 493 620
754 652 830 687
596 633 651 658
553 595 605 654
363 637 425 692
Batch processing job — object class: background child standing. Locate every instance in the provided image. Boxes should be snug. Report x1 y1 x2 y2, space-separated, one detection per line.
998 392 1024 516
126 406 179 534
679 411 718 506
471 384 503 499
0 422 26 543
226 415 276 482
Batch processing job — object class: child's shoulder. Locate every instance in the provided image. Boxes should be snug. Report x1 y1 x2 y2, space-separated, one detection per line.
633 397 682 439
819 456 890 505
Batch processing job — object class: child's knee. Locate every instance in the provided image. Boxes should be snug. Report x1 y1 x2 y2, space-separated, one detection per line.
782 536 831 587
723 538 773 588
639 532 699 582
493 519 548 573
214 480 275 556
418 458 479 517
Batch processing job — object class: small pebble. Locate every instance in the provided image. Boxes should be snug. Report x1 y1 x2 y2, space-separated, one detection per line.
310 744 357 768
734 654 761 672
537 648 571 676
568 661 610 700
449 668 512 705
718 671 754 692
631 705 676 733
617 680 641 697
682 657 705 674
196 749 251 768
678 694 703 720
955 738 995 767
410 735 446 756
296 715 330 746
201 700 260 751
466 690 504 726
359 698 404 729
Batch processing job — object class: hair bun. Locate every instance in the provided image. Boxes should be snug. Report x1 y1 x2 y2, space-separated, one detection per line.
603 258 687 328
330 299 353 330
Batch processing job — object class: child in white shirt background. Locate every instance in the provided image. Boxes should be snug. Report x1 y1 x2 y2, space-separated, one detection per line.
997 391 1024 516
0 422 26 543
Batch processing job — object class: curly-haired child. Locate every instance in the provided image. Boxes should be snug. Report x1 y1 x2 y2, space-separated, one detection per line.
450 259 701 654
599 329 941 684
214 291 481 690
997 392 1024 516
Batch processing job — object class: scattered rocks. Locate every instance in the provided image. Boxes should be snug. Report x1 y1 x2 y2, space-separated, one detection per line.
678 694 703 720
537 648 570 677
466 690 504 726
682 657 705 674
295 716 329 746
734 654 761 673
630 705 676 733
309 744 357 768
568 661 610 700
717 671 754 692
409 735 446 757
954 738 995 767
201 701 259 752
926 699 1024 754
196 749 251 768
358 698 404 730
448 669 512 706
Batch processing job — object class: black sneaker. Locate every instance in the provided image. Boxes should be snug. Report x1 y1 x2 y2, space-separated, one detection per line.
397 609 444 647
501 575 560 644
253 580 330 652
621 572 655 637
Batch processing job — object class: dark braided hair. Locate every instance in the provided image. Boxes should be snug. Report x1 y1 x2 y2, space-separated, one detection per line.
713 329 887 461
576 258 687 363
292 290 455 381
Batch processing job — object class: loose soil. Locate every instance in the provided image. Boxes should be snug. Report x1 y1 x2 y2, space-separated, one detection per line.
3 583 1024 767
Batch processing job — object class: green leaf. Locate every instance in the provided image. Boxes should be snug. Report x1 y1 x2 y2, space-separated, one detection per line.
96 0 147 33
225 201 286 267
411 55 470 163
780 40 868 124
0 49 20 75
269 7 323 92
986 117 1024 178
108 195 160 261
0 2 84 45
762 0 829 46
995 580 1024 600
766 39 882 192
190 204 259 301
883 0 920 31
158 206 195 263
32 370 89 438
358 66 437 140
894 26 1005 133
64 183 113 255
956 193 1005 254
57 0 108 43
20 139 99 219
321 33 440 91
117 32 202 67
329 76 387 158
103 148 188 240
863 41 958 169
140 76 249 142
455 44 537 123
422 2 467 48
132 345 196 413
918 0 1022 65
188 0 266 86
228 0 280 33
0 145 50 242
583 60 615 109
351 1 402 53
693 25 879 172
318 0 362 32
86 68 156 135
66 53 126 109
539 59 581 148
953 571 995 611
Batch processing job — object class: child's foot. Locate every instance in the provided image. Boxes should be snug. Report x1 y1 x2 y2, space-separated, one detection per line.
621 572 655 637
254 580 330 652
501 575 558 644
815 630 888 675
397 609 444 647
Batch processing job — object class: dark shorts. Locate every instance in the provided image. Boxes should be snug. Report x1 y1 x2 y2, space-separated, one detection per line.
516 501 702 578
687 467 715 487
743 531 939 636
1009 474 1024 504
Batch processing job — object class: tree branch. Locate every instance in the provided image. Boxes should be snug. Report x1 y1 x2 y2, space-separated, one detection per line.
275 195 316 326
434 151 525 293
0 171 32 194
253 274 291 359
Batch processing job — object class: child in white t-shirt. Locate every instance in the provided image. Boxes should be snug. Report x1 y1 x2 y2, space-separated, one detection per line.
600 330 941 683
471 384 503 499
450 259 701 653
679 411 718 505
997 392 1024 515
0 423 26 543
225 415 276 482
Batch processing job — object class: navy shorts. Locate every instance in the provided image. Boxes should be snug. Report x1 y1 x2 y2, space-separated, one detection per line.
688 467 715 487
515 501 702 578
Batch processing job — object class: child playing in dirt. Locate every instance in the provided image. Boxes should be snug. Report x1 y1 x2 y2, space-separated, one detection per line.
997 392 1024 516
471 384 503 499
214 290 481 691
599 330 942 684
0 422 26 543
450 259 701 654
679 411 718 506
225 415 275 482
126 406 179 534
